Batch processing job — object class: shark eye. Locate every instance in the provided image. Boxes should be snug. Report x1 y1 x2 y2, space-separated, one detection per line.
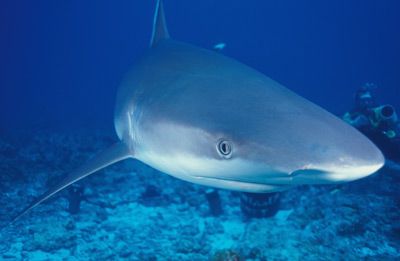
217 140 232 158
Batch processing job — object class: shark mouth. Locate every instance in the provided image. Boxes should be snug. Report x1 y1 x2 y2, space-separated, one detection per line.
192 175 292 193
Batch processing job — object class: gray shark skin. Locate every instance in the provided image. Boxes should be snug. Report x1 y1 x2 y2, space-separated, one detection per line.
10 0 384 223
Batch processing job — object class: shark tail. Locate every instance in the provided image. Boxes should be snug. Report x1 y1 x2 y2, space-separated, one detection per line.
9 142 131 225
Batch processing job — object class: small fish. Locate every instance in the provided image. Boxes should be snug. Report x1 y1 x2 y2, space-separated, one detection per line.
213 42 226 51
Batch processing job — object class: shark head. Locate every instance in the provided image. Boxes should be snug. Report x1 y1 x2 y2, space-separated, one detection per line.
121 47 384 192
132 107 384 194
113 0 384 193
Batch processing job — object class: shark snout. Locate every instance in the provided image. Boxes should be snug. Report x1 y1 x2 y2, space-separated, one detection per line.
292 140 385 184
331 136 385 182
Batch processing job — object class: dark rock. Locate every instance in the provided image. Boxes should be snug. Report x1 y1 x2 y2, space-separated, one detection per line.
205 189 223 216
212 249 242 261
65 220 76 231
139 185 169 206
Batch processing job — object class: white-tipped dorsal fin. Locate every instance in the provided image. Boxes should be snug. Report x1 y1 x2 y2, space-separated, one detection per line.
150 0 170 47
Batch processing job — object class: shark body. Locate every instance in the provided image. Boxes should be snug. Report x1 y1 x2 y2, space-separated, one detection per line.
11 0 384 222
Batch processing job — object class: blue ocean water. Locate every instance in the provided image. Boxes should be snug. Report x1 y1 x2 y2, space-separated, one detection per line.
1 1 399 260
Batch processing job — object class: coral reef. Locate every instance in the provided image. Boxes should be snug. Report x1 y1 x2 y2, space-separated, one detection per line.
0 131 399 260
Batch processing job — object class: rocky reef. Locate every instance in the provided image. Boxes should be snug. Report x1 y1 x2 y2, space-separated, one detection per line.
0 131 399 260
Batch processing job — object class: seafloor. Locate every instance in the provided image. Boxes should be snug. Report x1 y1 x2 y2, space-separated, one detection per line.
0 130 399 260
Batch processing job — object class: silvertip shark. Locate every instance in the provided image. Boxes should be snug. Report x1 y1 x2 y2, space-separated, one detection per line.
10 0 384 223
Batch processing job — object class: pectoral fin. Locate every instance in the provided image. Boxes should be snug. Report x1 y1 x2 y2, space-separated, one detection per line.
9 142 131 224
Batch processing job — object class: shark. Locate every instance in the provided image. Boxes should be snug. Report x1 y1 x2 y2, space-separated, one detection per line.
10 0 384 223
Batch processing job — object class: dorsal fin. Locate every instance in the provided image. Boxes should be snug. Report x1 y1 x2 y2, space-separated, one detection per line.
150 0 170 47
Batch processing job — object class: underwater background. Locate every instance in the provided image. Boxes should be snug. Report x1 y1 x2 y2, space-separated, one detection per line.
1 0 399 260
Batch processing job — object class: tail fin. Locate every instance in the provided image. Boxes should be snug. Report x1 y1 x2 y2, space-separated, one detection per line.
9 142 131 225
